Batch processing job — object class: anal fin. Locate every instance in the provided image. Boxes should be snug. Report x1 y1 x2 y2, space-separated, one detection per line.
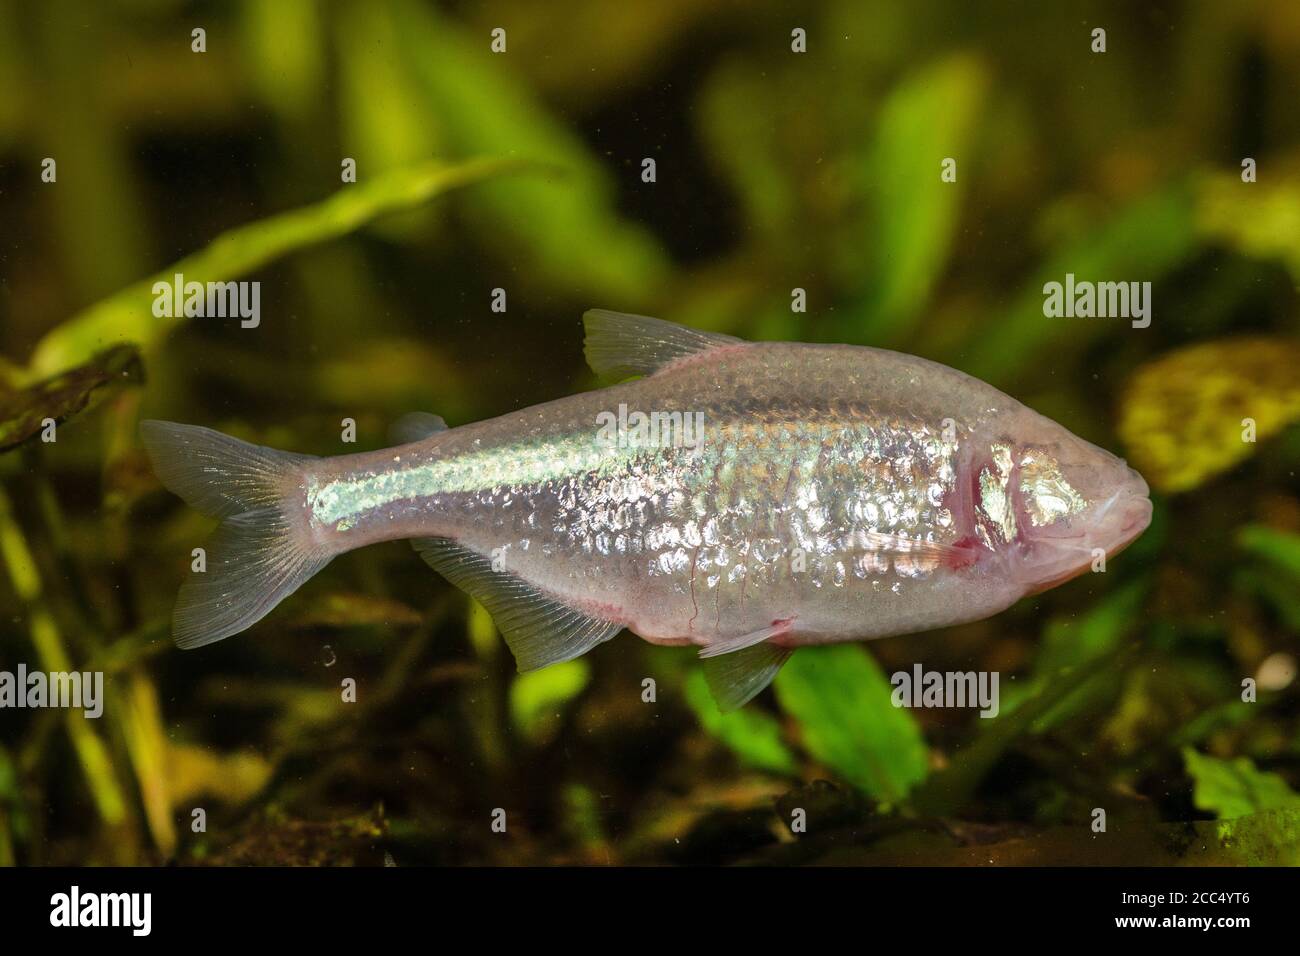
413 537 622 671
701 642 793 712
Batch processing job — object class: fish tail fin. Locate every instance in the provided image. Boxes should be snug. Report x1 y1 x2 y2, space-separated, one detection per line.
139 420 331 649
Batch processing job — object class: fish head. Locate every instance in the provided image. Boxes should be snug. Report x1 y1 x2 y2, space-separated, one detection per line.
967 411 1152 593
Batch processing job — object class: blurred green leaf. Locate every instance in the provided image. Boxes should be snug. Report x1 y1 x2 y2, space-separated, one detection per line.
853 54 988 342
466 597 500 662
32 0 149 301
1021 581 1145 729
241 0 326 123
1196 168 1300 279
561 782 609 856
684 671 797 776
28 156 533 378
1236 524 1300 580
1236 568 1300 632
911 641 1134 818
696 60 798 243
118 672 176 856
985 581 1144 733
773 645 927 802
389 0 669 301
1184 747 1300 819
334 0 444 189
965 184 1197 383
510 660 591 744
0 4 22 149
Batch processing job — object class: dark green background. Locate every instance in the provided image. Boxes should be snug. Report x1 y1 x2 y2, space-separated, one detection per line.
1 0 1298 865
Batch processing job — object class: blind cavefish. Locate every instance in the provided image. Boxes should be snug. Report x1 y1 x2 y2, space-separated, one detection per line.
142 311 1152 709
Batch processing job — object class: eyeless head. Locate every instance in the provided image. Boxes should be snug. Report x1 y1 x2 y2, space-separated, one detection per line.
973 415 1152 592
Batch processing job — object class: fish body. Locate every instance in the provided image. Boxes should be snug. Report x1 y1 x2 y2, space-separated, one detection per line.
142 311 1152 708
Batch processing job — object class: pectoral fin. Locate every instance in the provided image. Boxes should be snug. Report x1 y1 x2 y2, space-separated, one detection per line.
413 537 622 671
699 618 793 659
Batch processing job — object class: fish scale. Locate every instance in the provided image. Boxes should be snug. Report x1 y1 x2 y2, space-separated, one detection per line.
311 377 959 643
141 310 1152 709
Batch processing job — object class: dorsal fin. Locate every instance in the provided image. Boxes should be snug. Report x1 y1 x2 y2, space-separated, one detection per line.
582 310 744 379
389 412 448 445
412 537 622 671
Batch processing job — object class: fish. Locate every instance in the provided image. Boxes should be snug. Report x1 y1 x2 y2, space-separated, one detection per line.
140 310 1153 709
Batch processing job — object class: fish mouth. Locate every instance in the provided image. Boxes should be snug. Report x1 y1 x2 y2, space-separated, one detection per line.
1106 466 1153 552
1114 494 1153 547
1017 478 1153 595
1089 487 1154 555
1093 472 1153 553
